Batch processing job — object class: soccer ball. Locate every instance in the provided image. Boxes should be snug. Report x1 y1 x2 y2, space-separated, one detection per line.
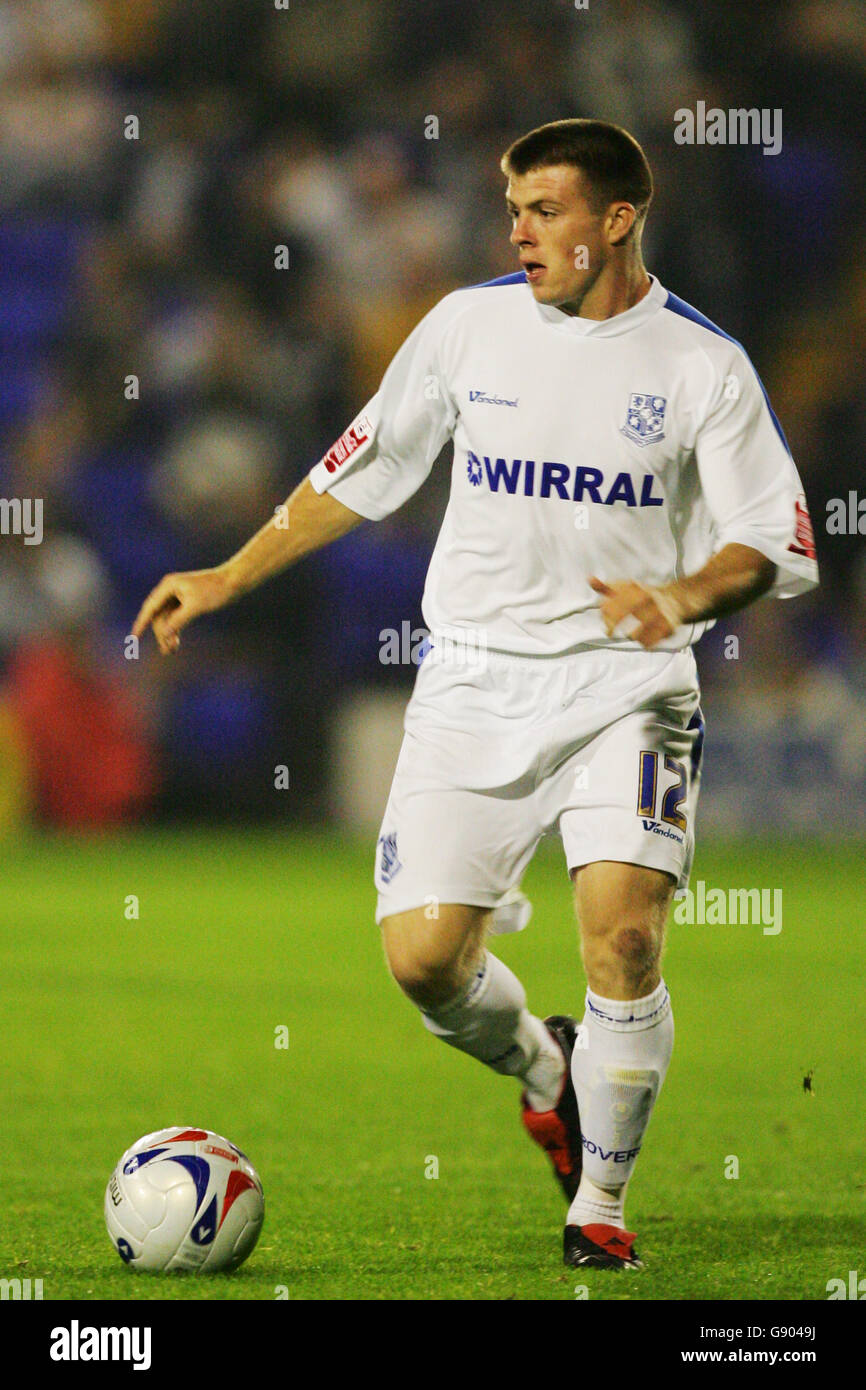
105 1126 265 1272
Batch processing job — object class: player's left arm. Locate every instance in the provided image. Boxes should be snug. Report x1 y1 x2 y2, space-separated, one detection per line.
590 544 776 649
593 342 819 649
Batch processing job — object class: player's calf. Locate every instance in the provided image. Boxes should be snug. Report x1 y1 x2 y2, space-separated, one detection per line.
563 863 677 1267
381 904 564 1100
573 860 672 999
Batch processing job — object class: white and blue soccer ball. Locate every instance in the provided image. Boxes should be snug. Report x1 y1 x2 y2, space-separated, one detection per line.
105 1127 265 1272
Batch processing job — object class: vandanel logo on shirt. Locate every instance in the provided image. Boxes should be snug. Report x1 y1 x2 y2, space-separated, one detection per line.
321 414 374 473
469 389 519 407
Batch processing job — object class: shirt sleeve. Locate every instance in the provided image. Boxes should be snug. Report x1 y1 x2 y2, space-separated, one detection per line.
693 344 819 598
307 296 458 521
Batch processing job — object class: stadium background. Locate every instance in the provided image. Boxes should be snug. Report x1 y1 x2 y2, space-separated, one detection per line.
0 0 864 834
1 0 865 1306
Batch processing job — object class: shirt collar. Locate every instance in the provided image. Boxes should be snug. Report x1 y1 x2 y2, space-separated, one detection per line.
530 274 667 338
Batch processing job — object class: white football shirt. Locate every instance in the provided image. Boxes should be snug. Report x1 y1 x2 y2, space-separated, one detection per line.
308 273 819 655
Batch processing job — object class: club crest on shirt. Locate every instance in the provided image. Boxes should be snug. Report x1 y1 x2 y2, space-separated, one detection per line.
621 393 667 446
378 831 402 884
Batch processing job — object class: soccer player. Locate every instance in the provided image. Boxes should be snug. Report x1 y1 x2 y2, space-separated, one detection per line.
133 120 819 1270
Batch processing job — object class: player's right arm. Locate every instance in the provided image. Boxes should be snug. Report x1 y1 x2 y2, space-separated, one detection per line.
132 479 363 655
135 293 458 655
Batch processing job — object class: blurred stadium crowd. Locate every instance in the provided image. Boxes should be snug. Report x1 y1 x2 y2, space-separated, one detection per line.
0 0 864 829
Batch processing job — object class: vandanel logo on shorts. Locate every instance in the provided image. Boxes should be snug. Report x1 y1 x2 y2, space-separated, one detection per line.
641 819 684 843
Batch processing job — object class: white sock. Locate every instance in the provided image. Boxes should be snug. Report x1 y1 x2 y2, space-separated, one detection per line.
421 951 564 1108
567 980 673 1230
568 1175 627 1229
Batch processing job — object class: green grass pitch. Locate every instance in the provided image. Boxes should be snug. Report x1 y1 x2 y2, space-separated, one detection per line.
1 829 862 1301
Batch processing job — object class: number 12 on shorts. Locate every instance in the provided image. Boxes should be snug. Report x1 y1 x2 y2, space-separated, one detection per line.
637 751 688 831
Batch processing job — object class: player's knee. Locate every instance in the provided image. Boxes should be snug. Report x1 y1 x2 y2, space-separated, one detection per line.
386 949 466 1008
381 909 483 1009
381 930 458 1007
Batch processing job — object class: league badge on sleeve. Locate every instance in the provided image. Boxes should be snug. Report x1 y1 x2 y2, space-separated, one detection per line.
320 412 374 474
788 494 817 561
621 393 667 446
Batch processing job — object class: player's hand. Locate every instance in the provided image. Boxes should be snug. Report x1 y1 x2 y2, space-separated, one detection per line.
132 567 235 655
589 576 687 649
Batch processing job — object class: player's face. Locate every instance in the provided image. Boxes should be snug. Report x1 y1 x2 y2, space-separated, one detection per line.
506 166 614 314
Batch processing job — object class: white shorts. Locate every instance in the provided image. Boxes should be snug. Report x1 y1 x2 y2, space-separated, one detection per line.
373 644 704 923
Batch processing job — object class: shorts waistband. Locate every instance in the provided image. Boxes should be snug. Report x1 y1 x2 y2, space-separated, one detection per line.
424 634 692 669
